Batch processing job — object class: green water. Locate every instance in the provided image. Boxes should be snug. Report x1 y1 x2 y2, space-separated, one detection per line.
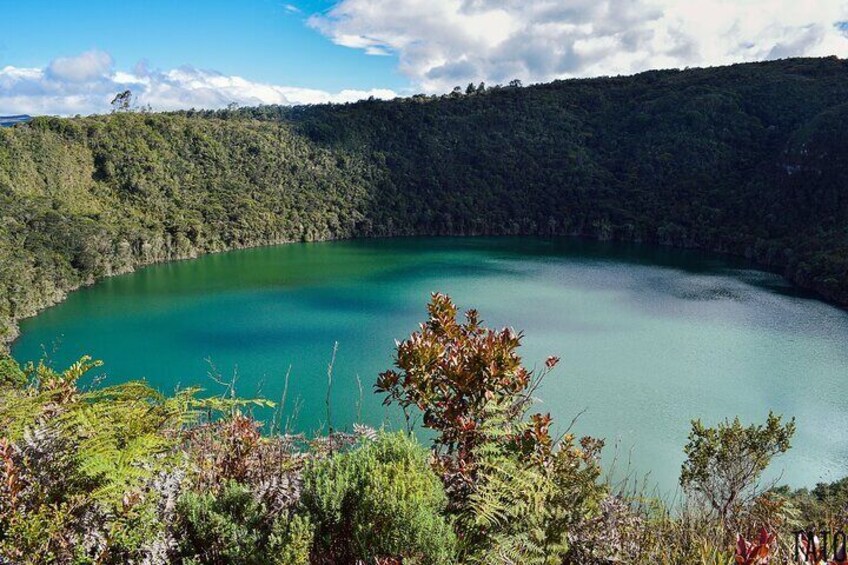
12 237 848 492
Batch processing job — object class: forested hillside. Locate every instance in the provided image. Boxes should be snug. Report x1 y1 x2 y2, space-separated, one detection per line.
2 56 848 346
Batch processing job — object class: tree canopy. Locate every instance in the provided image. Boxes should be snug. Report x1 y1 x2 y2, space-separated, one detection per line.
2 56 848 347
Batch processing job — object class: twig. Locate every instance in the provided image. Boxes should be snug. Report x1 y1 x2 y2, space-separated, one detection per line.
326 342 338 436
272 365 292 436
355 373 363 424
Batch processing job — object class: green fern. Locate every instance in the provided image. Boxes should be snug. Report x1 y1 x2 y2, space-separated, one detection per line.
456 399 604 565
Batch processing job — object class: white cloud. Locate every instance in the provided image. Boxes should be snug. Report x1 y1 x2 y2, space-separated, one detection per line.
7 3 848 115
310 0 848 91
0 52 397 116
46 49 114 82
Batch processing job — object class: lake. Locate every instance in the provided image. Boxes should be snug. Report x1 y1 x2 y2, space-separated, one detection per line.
11 237 848 492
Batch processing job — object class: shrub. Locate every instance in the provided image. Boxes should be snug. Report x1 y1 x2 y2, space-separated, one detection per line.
301 431 456 564
268 514 314 565
0 354 24 388
171 480 312 565
784 476 848 528
680 412 795 531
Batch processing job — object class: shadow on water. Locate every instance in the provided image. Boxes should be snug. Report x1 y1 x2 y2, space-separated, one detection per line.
12 236 848 492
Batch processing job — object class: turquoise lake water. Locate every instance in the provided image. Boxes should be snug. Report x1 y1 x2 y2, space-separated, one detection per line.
12 237 848 492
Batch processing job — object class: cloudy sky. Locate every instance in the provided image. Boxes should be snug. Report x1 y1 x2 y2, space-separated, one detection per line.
2 0 847 115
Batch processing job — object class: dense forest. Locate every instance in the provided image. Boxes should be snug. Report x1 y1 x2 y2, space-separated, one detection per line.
2 56 848 347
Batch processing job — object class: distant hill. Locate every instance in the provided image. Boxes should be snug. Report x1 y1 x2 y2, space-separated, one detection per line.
0 115 32 127
1 57 848 347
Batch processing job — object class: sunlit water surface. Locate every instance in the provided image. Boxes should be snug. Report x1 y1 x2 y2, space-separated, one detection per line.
13 237 848 492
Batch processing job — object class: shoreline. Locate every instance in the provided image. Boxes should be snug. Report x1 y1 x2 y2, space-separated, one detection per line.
5 229 845 354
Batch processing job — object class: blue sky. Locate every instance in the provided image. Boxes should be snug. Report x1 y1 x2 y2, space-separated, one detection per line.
2 0 847 115
0 0 404 91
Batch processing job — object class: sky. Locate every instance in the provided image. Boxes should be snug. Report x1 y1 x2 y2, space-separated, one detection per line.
2 0 848 115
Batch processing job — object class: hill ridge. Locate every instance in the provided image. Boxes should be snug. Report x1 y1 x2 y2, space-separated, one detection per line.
1 56 847 347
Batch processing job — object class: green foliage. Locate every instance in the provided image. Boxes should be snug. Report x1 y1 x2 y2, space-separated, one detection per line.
268 514 314 565
4 57 848 351
1 357 197 501
0 357 205 563
781 476 848 529
456 404 605 565
379 295 605 564
301 431 456 564
680 412 796 528
377 292 562 504
172 480 312 565
0 353 24 387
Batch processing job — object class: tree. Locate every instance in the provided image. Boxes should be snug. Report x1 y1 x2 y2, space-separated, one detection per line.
376 293 561 502
508 79 523 88
476 82 486 94
110 90 133 112
680 412 795 529
376 294 604 563
465 83 476 95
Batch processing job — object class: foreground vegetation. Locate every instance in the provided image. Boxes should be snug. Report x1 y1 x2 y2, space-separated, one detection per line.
0 294 843 564
3 56 848 347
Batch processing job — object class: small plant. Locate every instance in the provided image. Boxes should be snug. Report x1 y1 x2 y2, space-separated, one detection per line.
0 357 197 562
734 527 774 565
301 431 456 564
